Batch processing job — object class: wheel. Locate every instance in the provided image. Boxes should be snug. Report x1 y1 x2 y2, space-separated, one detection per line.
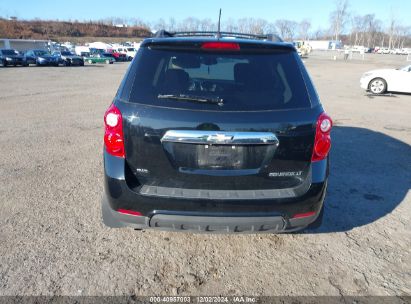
88 59 92 64
0 60 6 67
23 62 28 67
105 59 110 64
369 78 387 94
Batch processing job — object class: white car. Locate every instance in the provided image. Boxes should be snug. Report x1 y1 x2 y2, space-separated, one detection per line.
360 65 411 94
115 47 137 61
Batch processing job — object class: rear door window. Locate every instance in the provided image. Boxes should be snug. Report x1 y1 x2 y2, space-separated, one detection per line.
126 47 311 111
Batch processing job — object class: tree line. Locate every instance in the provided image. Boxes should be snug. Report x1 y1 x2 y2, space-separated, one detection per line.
1 0 410 48
0 19 151 40
103 0 410 49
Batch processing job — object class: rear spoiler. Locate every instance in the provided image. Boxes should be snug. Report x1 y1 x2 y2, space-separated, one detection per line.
153 30 283 43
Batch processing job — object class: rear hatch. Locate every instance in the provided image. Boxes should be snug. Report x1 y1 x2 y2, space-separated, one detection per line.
117 39 321 196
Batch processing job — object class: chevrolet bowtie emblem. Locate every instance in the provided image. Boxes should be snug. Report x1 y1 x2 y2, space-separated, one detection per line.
207 133 234 143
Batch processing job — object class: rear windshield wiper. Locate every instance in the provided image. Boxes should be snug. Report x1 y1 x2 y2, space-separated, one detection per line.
158 94 224 106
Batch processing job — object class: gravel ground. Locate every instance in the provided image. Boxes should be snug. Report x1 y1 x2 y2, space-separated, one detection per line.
0 53 410 297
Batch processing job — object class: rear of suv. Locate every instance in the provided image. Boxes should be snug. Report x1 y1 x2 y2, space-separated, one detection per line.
102 31 332 233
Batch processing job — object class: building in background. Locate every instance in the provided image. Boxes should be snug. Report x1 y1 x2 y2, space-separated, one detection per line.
308 40 342 50
0 39 50 52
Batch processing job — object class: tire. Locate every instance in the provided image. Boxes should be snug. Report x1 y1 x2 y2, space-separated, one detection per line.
369 77 387 94
0 60 6 67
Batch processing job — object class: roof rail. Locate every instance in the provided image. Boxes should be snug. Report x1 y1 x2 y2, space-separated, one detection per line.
153 30 283 42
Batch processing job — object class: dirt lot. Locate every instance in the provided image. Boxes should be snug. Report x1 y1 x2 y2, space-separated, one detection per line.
0 53 410 297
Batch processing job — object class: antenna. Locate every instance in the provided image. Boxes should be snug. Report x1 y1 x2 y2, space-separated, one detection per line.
217 9 222 39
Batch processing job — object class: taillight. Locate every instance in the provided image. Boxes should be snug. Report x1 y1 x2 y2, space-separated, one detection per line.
201 42 240 50
104 104 124 158
311 112 332 162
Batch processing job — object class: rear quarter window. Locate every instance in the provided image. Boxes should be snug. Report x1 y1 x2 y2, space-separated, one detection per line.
123 46 312 111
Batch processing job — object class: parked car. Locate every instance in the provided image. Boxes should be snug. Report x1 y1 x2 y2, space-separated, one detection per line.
84 53 115 64
0 49 25 67
102 31 332 233
115 47 137 61
75 46 91 57
124 47 137 60
23 49 59 66
79 51 91 58
52 51 84 66
107 49 127 62
89 48 105 55
360 65 411 94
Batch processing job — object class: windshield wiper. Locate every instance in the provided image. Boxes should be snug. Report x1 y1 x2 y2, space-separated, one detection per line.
158 94 224 106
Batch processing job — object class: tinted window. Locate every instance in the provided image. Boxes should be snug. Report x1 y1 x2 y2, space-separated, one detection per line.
126 48 311 111
2 49 17 55
34 50 48 56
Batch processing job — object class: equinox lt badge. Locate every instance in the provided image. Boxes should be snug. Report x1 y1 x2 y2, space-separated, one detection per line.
269 171 303 177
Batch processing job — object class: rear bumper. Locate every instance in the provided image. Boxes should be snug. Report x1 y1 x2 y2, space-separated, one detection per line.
102 196 322 232
102 151 328 232
37 60 58 66
5 59 24 65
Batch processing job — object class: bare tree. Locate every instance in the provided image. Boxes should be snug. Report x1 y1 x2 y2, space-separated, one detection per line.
199 18 215 31
298 19 311 40
179 17 200 31
387 11 397 49
364 15 382 48
223 18 238 32
275 19 298 41
264 23 278 35
168 17 176 31
395 25 410 48
153 18 167 31
329 0 350 41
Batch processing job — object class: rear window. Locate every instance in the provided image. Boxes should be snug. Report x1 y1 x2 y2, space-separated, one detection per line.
125 47 311 111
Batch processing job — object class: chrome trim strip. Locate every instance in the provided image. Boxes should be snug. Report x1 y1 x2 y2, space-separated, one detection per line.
161 130 279 145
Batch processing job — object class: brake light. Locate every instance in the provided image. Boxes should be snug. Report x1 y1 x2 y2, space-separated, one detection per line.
104 104 124 158
201 42 240 50
311 112 332 162
117 209 142 216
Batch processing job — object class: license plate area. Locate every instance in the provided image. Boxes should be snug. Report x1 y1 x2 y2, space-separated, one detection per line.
197 145 244 169
163 142 273 171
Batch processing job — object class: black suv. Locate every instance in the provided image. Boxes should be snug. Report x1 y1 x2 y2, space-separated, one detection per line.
102 31 332 233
